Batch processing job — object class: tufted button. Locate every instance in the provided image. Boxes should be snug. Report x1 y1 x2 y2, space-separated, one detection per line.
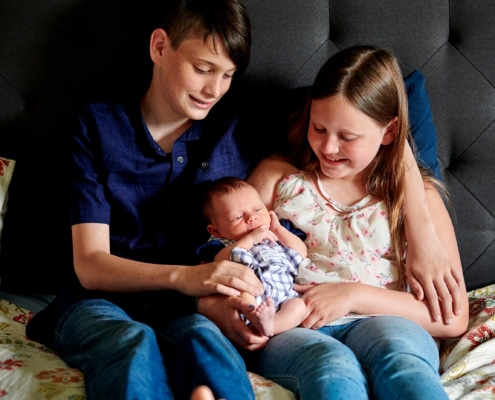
201 161 209 169
177 156 184 163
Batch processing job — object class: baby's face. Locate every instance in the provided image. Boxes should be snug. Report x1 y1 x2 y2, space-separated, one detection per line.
210 186 271 241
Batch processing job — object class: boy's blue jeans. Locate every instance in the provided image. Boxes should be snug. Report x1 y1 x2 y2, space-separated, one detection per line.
249 315 448 400
54 299 254 400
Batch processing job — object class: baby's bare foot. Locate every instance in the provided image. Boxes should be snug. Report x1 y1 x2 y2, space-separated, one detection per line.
256 297 276 336
191 385 220 400
247 297 275 337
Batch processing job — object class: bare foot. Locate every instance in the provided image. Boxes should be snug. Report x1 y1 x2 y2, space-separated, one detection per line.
191 386 216 400
245 296 276 336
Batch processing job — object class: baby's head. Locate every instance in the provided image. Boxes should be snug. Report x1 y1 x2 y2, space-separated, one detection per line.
202 177 271 241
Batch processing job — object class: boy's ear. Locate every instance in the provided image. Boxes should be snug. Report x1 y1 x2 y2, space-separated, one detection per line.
149 28 169 65
382 117 398 145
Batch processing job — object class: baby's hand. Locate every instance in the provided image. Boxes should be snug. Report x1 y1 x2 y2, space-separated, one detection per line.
247 225 278 246
268 210 282 232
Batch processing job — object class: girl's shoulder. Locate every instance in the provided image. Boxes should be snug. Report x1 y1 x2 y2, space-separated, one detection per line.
248 156 300 208
276 170 312 199
280 169 310 185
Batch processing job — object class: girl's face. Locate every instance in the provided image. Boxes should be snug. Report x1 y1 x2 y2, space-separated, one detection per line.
308 94 396 181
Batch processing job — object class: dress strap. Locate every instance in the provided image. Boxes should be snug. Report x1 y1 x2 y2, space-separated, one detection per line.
314 171 373 213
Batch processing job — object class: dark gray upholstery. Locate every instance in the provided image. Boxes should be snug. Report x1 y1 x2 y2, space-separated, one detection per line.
0 0 494 293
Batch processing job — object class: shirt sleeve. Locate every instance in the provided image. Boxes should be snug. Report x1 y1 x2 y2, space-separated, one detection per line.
196 240 226 262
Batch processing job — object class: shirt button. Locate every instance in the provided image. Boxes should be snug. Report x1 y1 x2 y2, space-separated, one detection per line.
201 161 209 169
177 156 184 163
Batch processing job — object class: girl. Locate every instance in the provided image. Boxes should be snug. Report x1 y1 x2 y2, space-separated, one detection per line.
248 45 469 399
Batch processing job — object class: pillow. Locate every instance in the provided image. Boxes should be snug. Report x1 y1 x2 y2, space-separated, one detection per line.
0 157 15 252
404 70 442 181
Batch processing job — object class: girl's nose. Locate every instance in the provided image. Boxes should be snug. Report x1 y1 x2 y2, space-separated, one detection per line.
322 134 340 153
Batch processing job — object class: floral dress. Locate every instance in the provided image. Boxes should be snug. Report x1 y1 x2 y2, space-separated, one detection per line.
273 171 402 292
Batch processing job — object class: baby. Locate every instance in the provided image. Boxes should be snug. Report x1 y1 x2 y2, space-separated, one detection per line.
197 176 308 337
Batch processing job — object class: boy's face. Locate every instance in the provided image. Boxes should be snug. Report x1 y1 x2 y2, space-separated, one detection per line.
152 30 238 121
207 186 271 241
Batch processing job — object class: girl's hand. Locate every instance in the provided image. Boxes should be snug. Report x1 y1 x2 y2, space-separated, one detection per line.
295 283 353 329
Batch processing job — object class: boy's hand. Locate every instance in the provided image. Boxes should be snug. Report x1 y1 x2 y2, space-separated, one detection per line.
197 295 269 351
176 260 264 298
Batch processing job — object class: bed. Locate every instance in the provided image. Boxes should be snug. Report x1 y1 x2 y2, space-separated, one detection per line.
0 284 491 399
1 0 494 398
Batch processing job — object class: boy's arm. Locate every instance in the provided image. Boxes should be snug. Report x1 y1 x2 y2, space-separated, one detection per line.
403 143 463 324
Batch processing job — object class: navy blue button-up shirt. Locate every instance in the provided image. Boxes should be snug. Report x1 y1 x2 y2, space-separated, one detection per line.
63 86 271 313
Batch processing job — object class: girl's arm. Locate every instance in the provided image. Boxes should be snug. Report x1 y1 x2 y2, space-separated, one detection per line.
403 143 463 324
298 180 469 338
299 278 468 338
248 156 298 208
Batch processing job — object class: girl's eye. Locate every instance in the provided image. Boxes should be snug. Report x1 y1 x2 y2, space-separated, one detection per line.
339 134 357 142
312 124 326 133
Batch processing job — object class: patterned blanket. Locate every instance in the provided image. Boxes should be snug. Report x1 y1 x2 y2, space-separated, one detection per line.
0 285 494 399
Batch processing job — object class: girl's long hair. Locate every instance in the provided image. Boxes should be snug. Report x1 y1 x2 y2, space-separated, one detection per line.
279 45 444 279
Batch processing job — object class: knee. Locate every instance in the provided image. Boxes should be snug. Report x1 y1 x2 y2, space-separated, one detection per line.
268 329 362 375
176 314 222 338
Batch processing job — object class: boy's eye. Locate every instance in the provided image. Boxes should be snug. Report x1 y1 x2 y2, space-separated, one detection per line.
194 66 209 74
194 66 234 79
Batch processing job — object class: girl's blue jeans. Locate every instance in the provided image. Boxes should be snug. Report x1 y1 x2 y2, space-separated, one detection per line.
248 315 448 400
54 299 254 400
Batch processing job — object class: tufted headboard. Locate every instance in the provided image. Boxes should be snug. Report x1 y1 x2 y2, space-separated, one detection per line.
0 0 494 293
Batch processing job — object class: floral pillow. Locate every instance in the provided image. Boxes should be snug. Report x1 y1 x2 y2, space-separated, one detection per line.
0 158 15 253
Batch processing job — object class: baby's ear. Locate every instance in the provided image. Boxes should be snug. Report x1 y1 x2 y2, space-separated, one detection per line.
207 224 220 237
382 117 398 145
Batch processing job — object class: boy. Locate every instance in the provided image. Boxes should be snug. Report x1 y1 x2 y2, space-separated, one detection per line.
27 1 266 399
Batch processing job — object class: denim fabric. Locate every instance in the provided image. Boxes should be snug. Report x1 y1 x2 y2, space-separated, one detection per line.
248 316 447 400
54 299 254 400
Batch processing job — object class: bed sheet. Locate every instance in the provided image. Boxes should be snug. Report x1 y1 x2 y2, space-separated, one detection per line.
0 285 494 399
0 297 294 399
